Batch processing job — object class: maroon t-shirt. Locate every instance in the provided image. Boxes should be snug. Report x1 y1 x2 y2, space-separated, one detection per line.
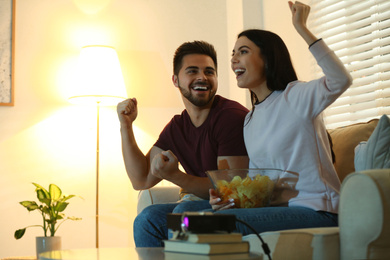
154 95 249 177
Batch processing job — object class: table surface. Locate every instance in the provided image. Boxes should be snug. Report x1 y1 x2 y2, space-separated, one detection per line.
38 247 263 260
39 248 163 260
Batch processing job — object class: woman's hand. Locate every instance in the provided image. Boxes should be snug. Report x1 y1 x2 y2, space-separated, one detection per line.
288 1 310 31
209 189 235 211
288 1 317 46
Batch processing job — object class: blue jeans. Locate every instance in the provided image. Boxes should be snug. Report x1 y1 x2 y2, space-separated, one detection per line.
133 200 212 247
134 203 337 247
205 206 338 235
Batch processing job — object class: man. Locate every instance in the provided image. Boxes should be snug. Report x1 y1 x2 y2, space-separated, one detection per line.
117 41 249 247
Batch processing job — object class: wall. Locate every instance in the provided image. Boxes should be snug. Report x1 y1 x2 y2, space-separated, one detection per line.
262 0 312 81
0 0 310 257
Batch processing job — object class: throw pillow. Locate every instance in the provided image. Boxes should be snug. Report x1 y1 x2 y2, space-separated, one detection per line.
354 114 390 172
328 119 379 182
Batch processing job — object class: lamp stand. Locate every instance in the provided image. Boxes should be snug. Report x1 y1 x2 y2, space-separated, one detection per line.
70 45 127 249
96 101 100 248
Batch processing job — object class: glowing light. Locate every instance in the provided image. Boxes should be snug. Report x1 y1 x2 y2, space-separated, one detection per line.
69 45 127 106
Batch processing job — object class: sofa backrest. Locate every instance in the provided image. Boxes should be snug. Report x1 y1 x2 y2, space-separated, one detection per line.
328 119 379 182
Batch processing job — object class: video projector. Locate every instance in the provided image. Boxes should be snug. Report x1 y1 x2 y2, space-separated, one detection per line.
167 212 236 234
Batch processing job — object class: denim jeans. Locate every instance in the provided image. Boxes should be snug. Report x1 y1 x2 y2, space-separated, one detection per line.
134 202 338 247
133 200 212 247
205 206 338 235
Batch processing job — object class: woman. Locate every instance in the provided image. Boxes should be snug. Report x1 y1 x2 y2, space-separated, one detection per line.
209 1 352 235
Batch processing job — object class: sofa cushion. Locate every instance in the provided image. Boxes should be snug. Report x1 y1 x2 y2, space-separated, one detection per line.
137 186 181 214
354 114 390 171
244 227 340 260
328 119 379 182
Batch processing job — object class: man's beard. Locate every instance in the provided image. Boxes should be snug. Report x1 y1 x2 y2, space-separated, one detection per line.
177 80 216 107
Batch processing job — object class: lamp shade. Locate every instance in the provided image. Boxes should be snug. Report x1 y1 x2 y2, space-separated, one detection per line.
69 45 127 106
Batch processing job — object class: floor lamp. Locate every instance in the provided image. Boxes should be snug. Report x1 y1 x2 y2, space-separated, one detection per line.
68 45 127 248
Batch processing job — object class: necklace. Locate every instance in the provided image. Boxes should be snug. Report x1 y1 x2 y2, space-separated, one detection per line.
255 91 274 105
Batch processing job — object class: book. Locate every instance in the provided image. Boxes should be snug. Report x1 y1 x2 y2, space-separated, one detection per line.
163 240 250 255
182 232 243 244
164 251 262 260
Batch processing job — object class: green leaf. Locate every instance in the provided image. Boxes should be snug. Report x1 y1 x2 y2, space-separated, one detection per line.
62 195 76 202
36 189 50 205
68 216 82 221
14 228 26 239
49 184 62 200
19 201 39 211
33 183 50 198
55 202 69 213
42 206 51 215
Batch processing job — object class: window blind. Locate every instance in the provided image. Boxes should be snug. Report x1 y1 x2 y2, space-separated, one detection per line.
309 0 390 129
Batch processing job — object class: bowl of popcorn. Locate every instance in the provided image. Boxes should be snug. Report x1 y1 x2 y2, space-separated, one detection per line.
206 168 281 208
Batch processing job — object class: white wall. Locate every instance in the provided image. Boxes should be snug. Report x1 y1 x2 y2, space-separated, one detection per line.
262 0 312 81
0 0 311 257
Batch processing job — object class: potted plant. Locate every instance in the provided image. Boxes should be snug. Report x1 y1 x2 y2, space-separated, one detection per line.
14 182 81 258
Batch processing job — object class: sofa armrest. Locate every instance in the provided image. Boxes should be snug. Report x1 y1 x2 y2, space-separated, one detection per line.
137 186 181 214
339 168 390 260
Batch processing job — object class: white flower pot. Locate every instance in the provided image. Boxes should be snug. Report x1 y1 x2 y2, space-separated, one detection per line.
36 236 61 259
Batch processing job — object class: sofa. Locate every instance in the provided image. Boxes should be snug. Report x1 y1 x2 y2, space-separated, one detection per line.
137 116 390 260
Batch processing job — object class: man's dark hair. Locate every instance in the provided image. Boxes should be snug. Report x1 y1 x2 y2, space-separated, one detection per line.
173 41 217 75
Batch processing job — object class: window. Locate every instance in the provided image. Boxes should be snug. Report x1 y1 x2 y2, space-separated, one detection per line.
309 0 390 129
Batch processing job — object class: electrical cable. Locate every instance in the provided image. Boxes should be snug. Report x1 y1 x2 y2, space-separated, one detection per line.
235 218 272 260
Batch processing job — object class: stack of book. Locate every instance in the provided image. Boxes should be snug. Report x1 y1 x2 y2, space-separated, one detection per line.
163 232 262 259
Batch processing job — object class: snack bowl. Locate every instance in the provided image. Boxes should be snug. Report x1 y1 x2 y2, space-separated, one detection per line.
206 168 281 208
